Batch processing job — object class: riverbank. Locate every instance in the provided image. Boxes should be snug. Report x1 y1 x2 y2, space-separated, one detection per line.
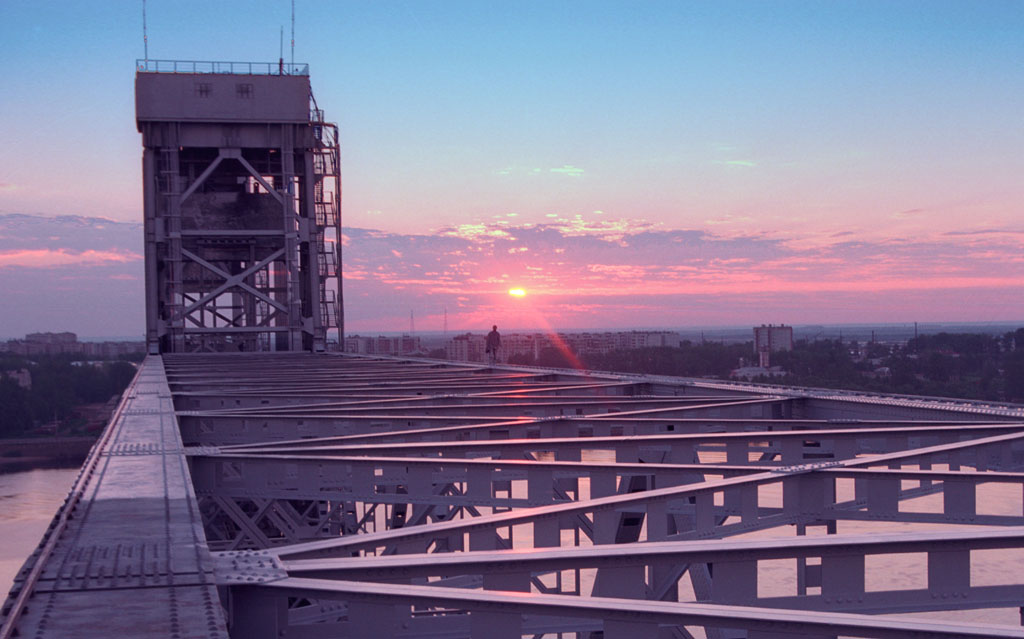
0 436 95 472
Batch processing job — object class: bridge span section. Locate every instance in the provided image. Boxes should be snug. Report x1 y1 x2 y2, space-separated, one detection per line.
6 353 1024 638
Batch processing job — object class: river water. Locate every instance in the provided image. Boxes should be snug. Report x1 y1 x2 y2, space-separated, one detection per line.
0 466 79 597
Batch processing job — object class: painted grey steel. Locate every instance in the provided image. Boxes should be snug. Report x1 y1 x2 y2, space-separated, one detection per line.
136 62 340 353
8 353 1024 639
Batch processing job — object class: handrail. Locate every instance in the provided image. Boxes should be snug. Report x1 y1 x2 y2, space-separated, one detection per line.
136 59 309 76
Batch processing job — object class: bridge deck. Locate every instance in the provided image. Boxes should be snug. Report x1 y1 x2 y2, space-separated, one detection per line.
2 358 226 638
5 353 1024 638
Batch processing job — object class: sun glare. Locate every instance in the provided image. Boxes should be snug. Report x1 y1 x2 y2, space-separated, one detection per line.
508 288 526 297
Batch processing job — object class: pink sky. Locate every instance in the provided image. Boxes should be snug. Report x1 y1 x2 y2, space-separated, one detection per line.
2 213 1022 338
340 215 1024 333
0 4 1022 336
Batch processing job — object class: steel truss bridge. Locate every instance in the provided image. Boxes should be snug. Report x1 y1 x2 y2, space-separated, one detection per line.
5 353 1024 638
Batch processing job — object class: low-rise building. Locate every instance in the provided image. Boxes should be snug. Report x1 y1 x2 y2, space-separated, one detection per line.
2 334 145 358
446 333 487 362
754 324 793 367
344 334 422 356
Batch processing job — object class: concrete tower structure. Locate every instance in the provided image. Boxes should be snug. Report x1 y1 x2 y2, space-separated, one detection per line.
754 323 793 367
135 60 341 353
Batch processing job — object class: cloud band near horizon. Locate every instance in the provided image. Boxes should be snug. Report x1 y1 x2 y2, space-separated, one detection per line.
1 213 1022 337
341 216 1024 332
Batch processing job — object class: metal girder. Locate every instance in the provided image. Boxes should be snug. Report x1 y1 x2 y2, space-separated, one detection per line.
215 420 1024 455
252 577 1024 638
176 248 288 320
202 417 806 445
11 353 1024 639
230 149 285 205
179 354 1024 637
179 153 224 203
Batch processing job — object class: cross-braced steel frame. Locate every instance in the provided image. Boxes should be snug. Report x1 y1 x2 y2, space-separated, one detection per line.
136 67 341 354
182 354 1024 638
7 353 1024 639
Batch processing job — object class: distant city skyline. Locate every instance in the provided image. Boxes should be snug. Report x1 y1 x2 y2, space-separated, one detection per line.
1 2 1023 335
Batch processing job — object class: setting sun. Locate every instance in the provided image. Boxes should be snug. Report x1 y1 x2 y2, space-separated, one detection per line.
508 288 526 297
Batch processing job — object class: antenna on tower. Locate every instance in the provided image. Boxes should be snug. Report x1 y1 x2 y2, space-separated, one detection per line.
142 0 149 63
290 0 296 67
443 306 448 340
410 310 416 336
279 26 284 74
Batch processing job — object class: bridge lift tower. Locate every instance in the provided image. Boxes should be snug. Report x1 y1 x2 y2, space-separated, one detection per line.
135 61 341 353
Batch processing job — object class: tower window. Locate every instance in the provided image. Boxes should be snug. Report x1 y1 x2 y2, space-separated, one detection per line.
236 83 254 99
195 83 211 97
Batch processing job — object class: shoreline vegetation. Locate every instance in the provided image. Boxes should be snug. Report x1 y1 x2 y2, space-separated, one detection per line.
0 449 89 474
506 328 1024 404
0 353 139 443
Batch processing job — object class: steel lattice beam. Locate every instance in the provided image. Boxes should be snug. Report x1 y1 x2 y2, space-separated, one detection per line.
8 353 1024 639
171 354 1024 637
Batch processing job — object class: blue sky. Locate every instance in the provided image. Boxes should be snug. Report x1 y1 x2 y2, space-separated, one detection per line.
4 1 1022 233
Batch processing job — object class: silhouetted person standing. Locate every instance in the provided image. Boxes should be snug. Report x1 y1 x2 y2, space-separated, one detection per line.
485 325 501 364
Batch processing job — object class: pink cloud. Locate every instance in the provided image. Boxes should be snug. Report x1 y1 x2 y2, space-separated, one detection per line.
339 220 1024 331
439 224 512 241
546 215 659 243
4 213 1021 336
0 248 142 268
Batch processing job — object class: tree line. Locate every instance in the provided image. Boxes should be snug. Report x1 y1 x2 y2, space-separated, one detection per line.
506 341 751 379
505 328 1024 404
771 329 1024 402
0 354 139 438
